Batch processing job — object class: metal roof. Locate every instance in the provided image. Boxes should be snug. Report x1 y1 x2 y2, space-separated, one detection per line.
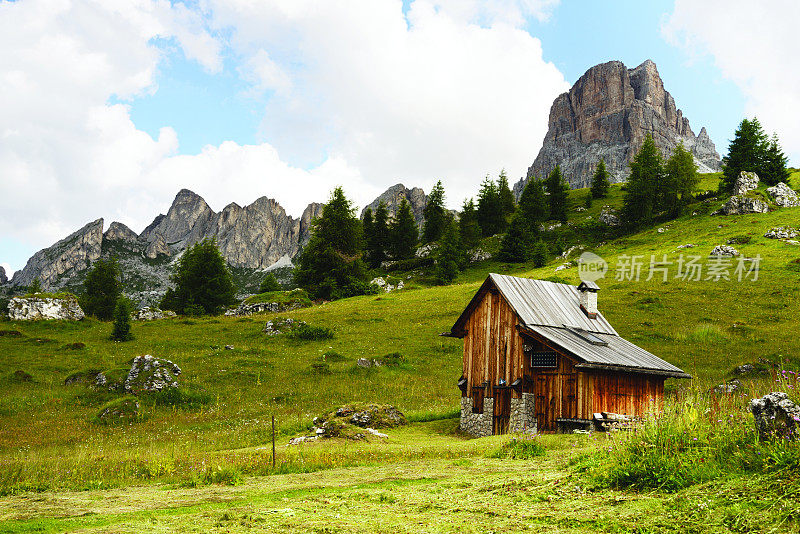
450 274 689 378
525 325 689 377
488 273 617 335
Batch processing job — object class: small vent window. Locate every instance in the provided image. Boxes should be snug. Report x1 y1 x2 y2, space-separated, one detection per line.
529 351 557 368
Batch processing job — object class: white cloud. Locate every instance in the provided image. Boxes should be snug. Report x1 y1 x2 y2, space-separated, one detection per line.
663 0 800 163
1 0 567 271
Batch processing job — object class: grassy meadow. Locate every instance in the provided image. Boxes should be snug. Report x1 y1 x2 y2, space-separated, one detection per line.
1 172 800 532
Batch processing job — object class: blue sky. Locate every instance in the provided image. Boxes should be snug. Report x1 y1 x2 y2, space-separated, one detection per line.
1 0 795 277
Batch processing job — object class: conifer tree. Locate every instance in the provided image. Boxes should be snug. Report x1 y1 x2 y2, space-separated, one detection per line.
389 199 418 260
664 142 699 212
621 134 663 227
362 207 375 265
763 133 790 186
110 297 133 341
422 180 447 243
161 238 236 315
293 187 368 300
545 165 569 223
590 159 611 198
477 176 505 236
517 177 548 235
435 217 463 284
258 273 281 293
458 198 481 250
531 239 549 268
722 117 769 192
497 214 530 263
497 169 516 218
82 258 122 320
367 203 390 268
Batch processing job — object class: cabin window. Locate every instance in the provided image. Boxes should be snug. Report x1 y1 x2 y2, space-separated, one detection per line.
529 351 558 368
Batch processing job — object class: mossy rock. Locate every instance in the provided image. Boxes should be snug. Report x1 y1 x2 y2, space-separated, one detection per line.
94 368 130 392
64 368 103 386
322 403 407 429
95 396 140 425
10 370 34 383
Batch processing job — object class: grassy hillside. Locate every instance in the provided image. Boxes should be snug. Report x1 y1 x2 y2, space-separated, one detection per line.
1 172 799 531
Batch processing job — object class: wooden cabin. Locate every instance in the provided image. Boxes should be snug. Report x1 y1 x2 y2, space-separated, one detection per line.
448 274 690 436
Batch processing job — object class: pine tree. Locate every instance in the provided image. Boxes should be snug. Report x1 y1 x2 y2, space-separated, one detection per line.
82 258 122 320
367 203 390 268
762 133 790 186
721 117 769 192
110 297 133 341
389 198 418 260
545 166 569 223
476 176 505 236
422 180 447 243
664 142 698 213
293 187 368 300
28 278 42 294
161 238 236 315
517 177 548 235
435 217 463 284
621 134 664 227
459 198 481 250
497 169 516 218
531 239 549 268
362 207 375 266
590 159 611 198
497 214 530 263
258 273 281 293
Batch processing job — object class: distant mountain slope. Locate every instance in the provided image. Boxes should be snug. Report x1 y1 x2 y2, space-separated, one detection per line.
515 59 721 196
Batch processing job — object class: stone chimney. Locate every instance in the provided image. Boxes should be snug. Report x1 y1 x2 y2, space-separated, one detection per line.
577 281 599 319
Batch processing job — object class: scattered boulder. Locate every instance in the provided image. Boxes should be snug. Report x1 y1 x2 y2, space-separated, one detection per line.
764 226 798 240
357 358 379 368
301 404 407 442
599 206 621 226
224 345 234 350
62 342 86 350
676 243 697 250
575 206 586 212
124 355 181 394
7 295 85 321
765 182 800 208
469 248 491 263
713 195 769 215
132 307 177 321
370 277 404 293
64 369 103 386
750 392 800 440
263 317 305 336
710 245 739 257
416 243 437 258
96 397 140 425
733 171 759 195
711 379 741 395
0 330 23 338
11 370 33 383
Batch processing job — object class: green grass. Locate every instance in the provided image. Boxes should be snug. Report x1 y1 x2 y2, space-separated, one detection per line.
242 289 311 307
2 173 800 530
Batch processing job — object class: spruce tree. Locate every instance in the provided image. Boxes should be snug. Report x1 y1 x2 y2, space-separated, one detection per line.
82 258 122 320
422 180 447 243
435 217 463 284
721 117 769 192
110 297 133 341
161 238 236 315
497 169 516 218
293 187 368 300
545 166 569 223
517 177 548 235
664 142 699 212
497 214 530 263
367 203 390 268
531 239 549 267
763 133 790 186
389 199 418 260
459 198 481 251
476 176 505 236
590 159 611 198
258 273 281 293
362 207 375 266
621 134 663 227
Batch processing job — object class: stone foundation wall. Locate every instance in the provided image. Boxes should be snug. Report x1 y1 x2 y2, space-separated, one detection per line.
460 396 494 437
509 392 537 434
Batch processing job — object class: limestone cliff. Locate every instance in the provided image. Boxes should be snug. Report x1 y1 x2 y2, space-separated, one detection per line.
360 184 428 226
515 60 721 195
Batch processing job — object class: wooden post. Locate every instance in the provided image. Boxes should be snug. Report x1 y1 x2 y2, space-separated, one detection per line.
272 415 276 469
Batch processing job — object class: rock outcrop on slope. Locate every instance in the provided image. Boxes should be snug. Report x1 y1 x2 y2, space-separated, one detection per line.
11 219 104 289
9 190 324 303
8 295 85 321
360 184 428 225
515 59 721 195
0 266 6 285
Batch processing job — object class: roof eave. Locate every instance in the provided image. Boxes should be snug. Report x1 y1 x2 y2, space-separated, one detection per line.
574 362 692 379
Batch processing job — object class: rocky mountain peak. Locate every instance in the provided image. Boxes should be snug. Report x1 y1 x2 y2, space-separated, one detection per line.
104 222 138 243
0 266 7 285
361 184 428 225
515 59 721 196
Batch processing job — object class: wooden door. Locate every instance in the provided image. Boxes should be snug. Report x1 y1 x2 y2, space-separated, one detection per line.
534 374 559 431
493 390 512 435
562 374 577 419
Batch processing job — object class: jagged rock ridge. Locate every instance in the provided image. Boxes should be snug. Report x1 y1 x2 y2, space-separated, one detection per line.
10 191 324 302
360 184 428 226
515 59 721 196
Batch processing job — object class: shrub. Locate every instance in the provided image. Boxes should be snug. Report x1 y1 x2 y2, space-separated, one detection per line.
288 324 334 341
183 304 205 317
380 352 405 367
202 465 242 486
258 273 281 293
489 437 546 459
110 297 133 341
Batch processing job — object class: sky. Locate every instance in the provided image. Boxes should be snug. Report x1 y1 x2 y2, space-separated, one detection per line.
2 0 798 277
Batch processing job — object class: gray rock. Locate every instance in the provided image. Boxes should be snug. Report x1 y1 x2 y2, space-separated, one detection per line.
131 307 176 321
469 248 491 263
733 171 760 196
104 222 138 243
361 184 428 226
713 195 769 215
710 245 739 257
263 317 305 336
764 226 798 240
599 206 621 226
750 392 800 440
0 266 6 285
369 277 403 293
712 379 741 395
124 355 181 394
514 59 720 195
97 398 140 424
144 233 170 259
416 243 436 258
765 182 800 207
7 295 85 321
10 219 103 289
676 243 697 249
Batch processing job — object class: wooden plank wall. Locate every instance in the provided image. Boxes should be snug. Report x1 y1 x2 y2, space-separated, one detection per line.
588 371 664 416
462 289 525 401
